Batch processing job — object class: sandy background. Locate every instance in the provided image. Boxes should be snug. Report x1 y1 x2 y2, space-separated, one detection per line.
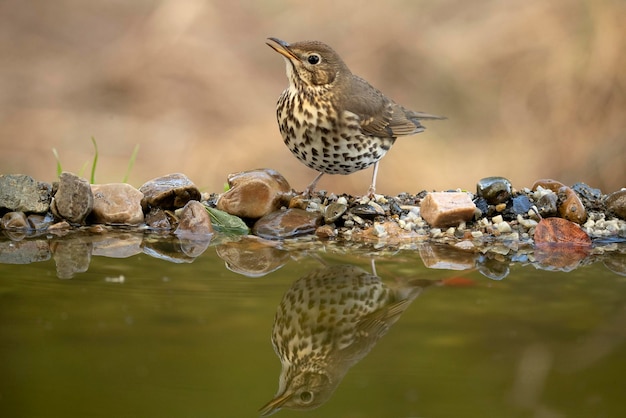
1 0 624 196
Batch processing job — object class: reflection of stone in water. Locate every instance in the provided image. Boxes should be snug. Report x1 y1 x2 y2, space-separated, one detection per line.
260 264 431 415
215 236 289 278
51 240 92 279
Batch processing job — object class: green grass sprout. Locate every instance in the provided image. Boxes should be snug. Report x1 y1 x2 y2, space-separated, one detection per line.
123 144 140 183
90 136 99 184
52 148 63 177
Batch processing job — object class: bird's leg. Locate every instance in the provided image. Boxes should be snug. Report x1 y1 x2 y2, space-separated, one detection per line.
367 162 380 198
303 172 325 196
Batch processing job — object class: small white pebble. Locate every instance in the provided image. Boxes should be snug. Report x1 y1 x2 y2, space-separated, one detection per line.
496 221 512 233
431 228 443 237
374 194 388 204
445 227 456 236
471 230 483 238
492 215 504 224
337 196 348 205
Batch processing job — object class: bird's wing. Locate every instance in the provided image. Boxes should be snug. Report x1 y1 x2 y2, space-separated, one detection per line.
340 76 444 138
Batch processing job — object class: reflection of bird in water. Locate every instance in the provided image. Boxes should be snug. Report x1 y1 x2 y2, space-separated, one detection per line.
259 263 435 416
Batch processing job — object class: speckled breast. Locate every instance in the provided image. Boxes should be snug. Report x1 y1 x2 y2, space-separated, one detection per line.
276 89 395 175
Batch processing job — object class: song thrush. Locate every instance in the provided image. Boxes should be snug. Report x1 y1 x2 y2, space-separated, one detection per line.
266 37 444 196
259 263 435 415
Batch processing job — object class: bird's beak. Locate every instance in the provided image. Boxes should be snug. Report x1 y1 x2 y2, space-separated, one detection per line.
258 391 291 417
266 37 299 61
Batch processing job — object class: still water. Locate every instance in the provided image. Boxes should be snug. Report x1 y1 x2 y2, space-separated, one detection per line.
1 232 625 418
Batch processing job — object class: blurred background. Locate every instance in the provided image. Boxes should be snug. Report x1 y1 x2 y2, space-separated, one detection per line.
0 0 624 196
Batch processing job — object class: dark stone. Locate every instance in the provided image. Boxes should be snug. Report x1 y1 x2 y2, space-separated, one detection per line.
51 172 93 224
473 196 489 217
349 204 383 219
572 182 603 210
511 195 532 216
139 173 201 210
252 208 322 240
145 208 172 229
476 176 512 205
537 192 558 217
0 174 52 213
605 189 626 220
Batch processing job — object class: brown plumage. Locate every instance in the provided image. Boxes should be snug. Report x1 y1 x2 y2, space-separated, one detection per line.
266 38 444 196
259 264 436 416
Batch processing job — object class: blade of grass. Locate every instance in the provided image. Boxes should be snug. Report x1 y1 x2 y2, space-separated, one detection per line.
122 144 140 183
90 136 99 184
52 148 63 178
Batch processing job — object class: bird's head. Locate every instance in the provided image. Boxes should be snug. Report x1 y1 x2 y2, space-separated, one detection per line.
266 38 351 90
258 370 333 416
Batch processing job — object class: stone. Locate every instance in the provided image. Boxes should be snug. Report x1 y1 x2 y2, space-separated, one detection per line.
0 174 52 213
420 192 476 228
606 189 626 220
558 187 587 224
252 208 322 240
90 183 144 225
1 211 29 229
324 202 347 224
216 169 291 219
531 179 566 192
476 176 512 205
572 182 603 211
511 195 532 216
51 172 93 224
174 200 214 237
536 192 558 217
139 173 201 210
145 208 172 229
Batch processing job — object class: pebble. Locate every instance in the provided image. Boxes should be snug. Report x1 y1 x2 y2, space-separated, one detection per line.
558 187 587 224
532 179 566 192
536 192 558 217
216 168 291 219
27 213 55 230
174 200 214 237
606 189 626 220
0 174 52 213
476 176 512 205
420 192 476 227
324 202 347 223
139 173 201 211
51 172 94 224
252 208 322 240
511 195 532 216
90 183 144 225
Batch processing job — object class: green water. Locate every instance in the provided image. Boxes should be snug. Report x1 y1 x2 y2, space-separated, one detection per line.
1 234 625 418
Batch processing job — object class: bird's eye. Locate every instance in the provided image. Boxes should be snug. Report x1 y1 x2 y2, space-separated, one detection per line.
299 391 313 404
307 54 321 65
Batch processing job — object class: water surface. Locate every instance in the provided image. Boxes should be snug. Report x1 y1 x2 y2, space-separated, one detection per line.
1 233 625 417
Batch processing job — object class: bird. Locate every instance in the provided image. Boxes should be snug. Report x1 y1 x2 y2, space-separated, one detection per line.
258 263 436 416
266 37 444 196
